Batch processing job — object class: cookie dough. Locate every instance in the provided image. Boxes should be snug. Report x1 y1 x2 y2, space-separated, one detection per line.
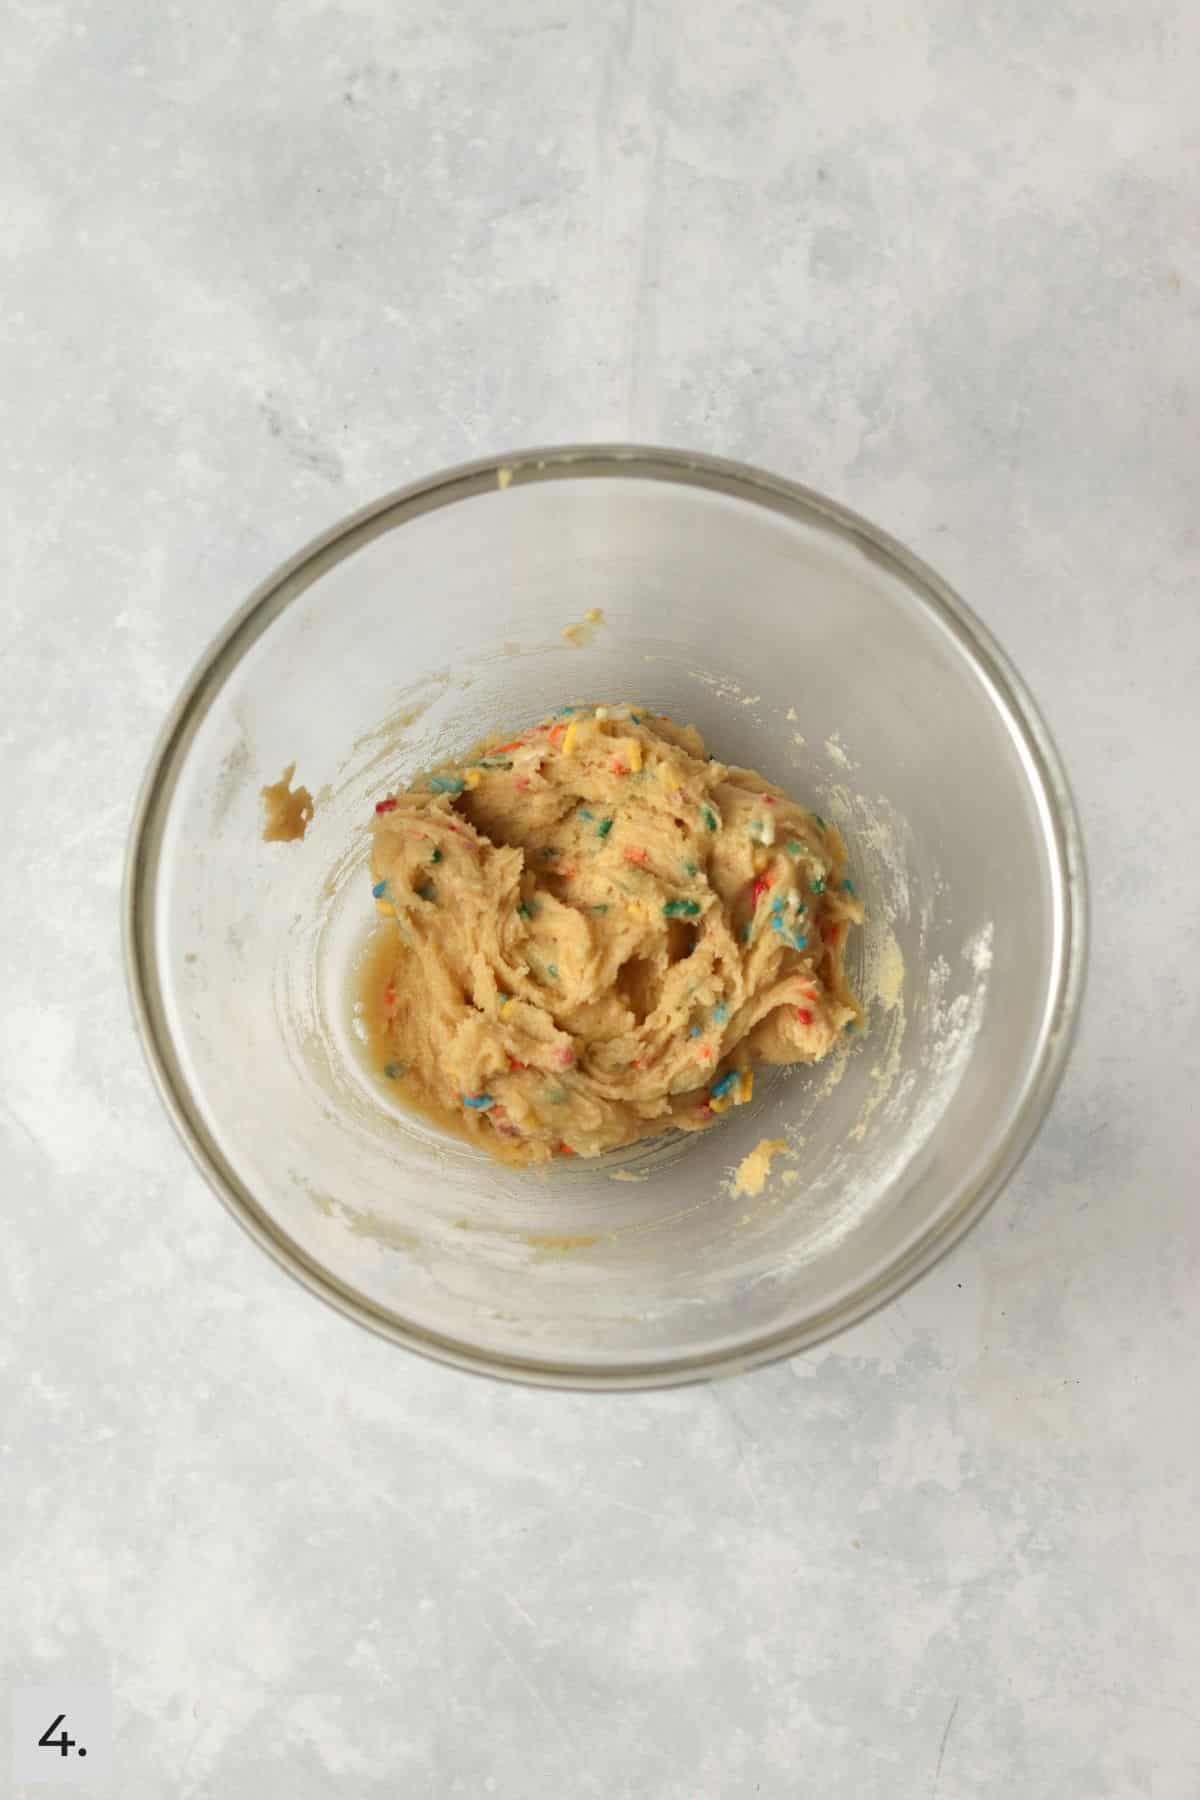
261 763 313 842
363 704 863 1164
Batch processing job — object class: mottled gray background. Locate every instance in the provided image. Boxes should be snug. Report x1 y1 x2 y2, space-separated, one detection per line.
3 1 1198 1795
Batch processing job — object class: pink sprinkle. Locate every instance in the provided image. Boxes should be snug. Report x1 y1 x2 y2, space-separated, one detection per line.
554 1044 576 1069
514 775 530 791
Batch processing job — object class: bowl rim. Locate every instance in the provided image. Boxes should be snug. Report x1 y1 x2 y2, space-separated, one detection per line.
123 442 1088 1390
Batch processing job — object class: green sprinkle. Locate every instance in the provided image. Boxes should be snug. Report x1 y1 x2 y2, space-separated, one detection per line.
590 903 609 914
786 839 803 856
814 813 827 830
663 899 701 918
682 859 698 877
542 846 561 858
845 1019 857 1032
547 963 559 980
416 881 437 902
578 807 594 821
843 877 855 894
742 924 753 943
811 875 826 895
383 1060 408 1080
553 704 587 718
517 902 531 920
430 847 442 864
477 758 513 770
429 774 464 795
701 806 719 832
631 712 642 723
546 1086 570 1105
596 816 613 839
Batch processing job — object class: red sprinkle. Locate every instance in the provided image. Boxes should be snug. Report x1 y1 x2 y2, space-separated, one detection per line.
623 845 648 865
506 1055 528 1071
760 793 778 805
375 798 398 814
697 1102 714 1119
751 873 773 905
610 758 630 776
796 1007 813 1026
514 776 531 791
557 1141 575 1155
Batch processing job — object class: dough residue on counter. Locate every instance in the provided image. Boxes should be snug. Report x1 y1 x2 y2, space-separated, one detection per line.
261 763 313 842
732 1136 792 1197
360 703 863 1165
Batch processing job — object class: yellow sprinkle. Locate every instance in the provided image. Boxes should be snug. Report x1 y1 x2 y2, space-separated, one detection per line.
462 768 483 789
709 1094 733 1115
627 740 643 773
375 898 394 917
499 996 517 1017
738 1069 754 1104
562 719 581 755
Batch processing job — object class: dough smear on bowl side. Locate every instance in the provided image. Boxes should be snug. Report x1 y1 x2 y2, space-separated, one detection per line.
361 704 863 1166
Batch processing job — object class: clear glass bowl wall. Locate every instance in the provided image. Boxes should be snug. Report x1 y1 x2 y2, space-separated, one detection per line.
125 449 1085 1387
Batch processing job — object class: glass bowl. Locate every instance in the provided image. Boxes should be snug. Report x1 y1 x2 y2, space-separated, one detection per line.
124 446 1086 1389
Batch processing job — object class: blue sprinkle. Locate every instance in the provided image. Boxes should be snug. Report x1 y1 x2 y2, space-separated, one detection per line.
553 704 587 718
770 896 784 914
429 774 465 795
689 1024 703 1039
794 934 808 950
383 1060 407 1080
547 963 559 980
579 807 594 821
631 712 642 723
710 1070 739 1100
371 880 388 899
742 923 752 942
843 877 856 894
845 1019 857 1032
712 1002 729 1026
463 1093 495 1110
